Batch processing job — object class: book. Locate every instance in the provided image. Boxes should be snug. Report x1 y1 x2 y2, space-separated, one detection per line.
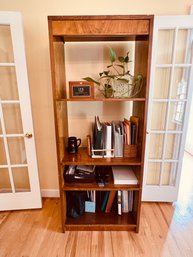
128 191 133 212
101 191 110 211
112 121 124 157
105 191 116 213
93 116 103 156
122 190 129 213
117 190 122 215
123 118 131 145
112 166 138 185
130 116 139 144
131 123 137 144
104 122 113 157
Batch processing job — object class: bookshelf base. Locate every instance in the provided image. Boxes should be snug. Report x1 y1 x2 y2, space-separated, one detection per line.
64 212 137 231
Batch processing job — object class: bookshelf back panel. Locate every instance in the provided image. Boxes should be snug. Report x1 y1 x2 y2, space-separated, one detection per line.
67 101 133 147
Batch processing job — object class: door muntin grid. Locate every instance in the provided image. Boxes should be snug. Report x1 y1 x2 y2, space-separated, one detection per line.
147 26 193 188
0 24 30 194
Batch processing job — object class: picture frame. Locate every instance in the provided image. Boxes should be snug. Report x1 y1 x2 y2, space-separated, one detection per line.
69 81 94 99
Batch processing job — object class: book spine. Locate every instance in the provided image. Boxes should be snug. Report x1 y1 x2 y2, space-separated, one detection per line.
117 190 122 215
122 190 129 213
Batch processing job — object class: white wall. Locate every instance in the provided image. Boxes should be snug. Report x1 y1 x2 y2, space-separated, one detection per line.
0 0 193 192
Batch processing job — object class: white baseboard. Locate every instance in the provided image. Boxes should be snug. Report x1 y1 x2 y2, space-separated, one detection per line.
41 189 60 198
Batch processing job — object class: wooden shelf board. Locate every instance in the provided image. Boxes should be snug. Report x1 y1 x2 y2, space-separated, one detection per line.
65 212 136 231
64 224 136 231
61 148 142 166
63 182 140 191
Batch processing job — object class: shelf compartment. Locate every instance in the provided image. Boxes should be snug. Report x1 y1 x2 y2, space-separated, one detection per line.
63 165 140 190
61 147 142 166
65 212 136 231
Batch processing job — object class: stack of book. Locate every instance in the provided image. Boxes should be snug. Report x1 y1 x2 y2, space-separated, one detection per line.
98 190 134 215
97 166 138 215
112 166 138 215
87 115 139 158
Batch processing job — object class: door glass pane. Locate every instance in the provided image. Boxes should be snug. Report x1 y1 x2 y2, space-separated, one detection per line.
2 104 23 134
7 137 27 164
0 138 7 165
151 102 167 130
0 67 19 100
0 25 14 63
175 29 192 64
157 29 174 64
162 162 177 186
0 168 12 193
149 134 164 159
171 67 190 99
165 134 181 160
168 101 185 131
146 162 161 185
12 167 30 192
153 68 171 99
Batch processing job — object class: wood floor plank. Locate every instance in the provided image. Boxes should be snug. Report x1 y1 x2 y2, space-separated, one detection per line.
0 198 193 257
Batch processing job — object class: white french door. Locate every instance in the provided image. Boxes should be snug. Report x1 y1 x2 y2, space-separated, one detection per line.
142 15 193 202
0 12 42 210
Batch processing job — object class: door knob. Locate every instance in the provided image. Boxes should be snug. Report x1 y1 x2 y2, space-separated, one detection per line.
24 132 33 138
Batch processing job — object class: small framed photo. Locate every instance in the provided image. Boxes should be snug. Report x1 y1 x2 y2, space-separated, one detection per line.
69 81 94 99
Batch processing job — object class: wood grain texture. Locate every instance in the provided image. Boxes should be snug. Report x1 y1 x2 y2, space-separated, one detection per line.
48 15 152 232
0 195 192 257
51 20 150 36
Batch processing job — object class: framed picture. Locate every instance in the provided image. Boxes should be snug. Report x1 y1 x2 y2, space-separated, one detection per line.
69 81 94 99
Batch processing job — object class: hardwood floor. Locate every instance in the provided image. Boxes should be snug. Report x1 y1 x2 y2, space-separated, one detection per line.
0 152 192 257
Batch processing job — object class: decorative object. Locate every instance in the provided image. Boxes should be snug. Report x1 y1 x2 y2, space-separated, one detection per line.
69 81 94 99
67 136 81 153
83 47 143 98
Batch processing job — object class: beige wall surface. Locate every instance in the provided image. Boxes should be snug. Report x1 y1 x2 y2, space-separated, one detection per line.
0 1 192 191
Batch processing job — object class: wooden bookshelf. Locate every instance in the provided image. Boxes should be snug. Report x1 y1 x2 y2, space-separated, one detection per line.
48 15 153 232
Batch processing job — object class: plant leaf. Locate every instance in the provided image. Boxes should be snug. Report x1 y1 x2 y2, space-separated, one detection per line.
82 77 100 85
115 64 124 69
108 47 117 63
124 51 131 63
107 64 113 68
104 71 110 76
125 70 131 75
118 56 125 63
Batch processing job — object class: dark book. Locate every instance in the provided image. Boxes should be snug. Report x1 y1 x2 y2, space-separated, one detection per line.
101 191 110 211
105 191 116 213
130 116 139 144
131 123 137 145
93 116 103 155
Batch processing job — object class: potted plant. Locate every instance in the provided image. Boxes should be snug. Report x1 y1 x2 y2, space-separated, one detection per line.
83 47 143 98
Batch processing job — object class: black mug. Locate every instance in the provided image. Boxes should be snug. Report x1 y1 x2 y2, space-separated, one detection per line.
67 136 81 153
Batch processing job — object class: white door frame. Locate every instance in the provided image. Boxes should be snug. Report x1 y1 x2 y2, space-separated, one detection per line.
0 12 42 210
142 15 193 202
